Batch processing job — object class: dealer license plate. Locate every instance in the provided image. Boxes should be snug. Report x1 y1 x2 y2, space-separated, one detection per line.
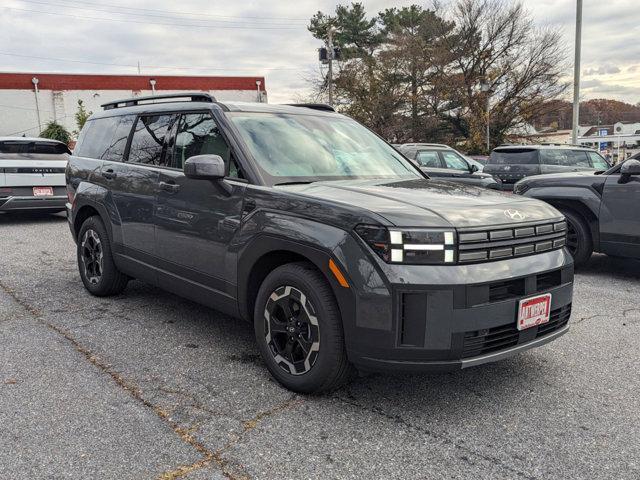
33 186 53 197
517 293 552 331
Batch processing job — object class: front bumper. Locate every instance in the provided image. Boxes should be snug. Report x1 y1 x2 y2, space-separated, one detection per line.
0 195 67 211
335 242 574 372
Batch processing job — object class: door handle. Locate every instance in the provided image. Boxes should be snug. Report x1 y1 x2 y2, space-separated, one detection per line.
101 168 116 180
159 181 180 193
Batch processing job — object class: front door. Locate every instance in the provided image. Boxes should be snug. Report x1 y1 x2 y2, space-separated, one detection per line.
599 165 640 258
154 112 247 311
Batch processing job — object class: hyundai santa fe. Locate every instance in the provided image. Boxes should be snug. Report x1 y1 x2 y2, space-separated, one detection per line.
66 93 574 393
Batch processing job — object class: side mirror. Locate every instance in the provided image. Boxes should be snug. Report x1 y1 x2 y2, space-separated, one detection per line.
619 159 640 183
469 163 479 173
184 155 225 180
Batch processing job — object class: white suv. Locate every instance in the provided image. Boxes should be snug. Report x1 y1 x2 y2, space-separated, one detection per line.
0 137 70 213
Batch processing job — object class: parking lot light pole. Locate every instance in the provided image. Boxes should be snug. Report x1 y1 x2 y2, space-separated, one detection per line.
327 26 336 107
571 0 583 145
480 80 491 153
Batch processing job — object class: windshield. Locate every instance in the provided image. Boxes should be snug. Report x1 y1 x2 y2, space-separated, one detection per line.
0 140 70 156
229 112 420 184
489 149 538 165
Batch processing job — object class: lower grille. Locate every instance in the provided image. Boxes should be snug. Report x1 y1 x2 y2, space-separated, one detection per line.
462 304 571 358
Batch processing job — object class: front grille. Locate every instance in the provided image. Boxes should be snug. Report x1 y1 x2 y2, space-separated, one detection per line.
457 220 567 263
462 304 571 358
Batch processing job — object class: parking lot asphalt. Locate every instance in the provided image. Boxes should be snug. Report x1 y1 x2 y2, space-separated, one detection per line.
1 212 639 480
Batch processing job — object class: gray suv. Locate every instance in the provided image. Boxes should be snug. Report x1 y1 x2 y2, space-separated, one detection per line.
66 93 574 393
485 144 610 191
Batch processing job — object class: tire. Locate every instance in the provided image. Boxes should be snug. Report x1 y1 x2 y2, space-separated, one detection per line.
77 215 129 296
560 208 593 267
253 262 355 394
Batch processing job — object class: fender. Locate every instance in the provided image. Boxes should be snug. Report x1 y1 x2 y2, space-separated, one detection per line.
523 186 601 219
72 181 123 245
236 212 357 349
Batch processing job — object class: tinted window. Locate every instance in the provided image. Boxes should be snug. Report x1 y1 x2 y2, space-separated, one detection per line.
171 113 229 169
76 116 120 160
540 150 591 167
415 151 441 167
587 151 609 170
441 151 469 170
104 115 135 162
0 141 69 156
489 149 538 165
128 115 173 165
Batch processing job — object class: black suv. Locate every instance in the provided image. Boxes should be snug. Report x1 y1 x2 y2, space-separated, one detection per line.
514 157 640 266
66 93 574 393
397 143 501 189
485 144 610 191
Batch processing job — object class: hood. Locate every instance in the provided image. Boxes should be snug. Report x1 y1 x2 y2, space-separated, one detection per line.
278 178 562 228
522 171 599 182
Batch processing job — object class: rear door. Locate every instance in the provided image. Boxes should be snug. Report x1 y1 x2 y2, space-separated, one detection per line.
108 114 175 268
484 148 541 189
599 163 640 258
154 111 247 311
415 150 448 177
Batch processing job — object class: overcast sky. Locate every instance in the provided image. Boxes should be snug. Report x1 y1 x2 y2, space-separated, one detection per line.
0 0 638 104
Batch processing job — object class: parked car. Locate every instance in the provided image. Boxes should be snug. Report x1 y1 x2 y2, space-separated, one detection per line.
0 137 70 213
514 156 640 266
398 143 501 189
67 93 574 393
485 144 610 191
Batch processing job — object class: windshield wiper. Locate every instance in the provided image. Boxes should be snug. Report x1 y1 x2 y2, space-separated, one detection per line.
274 181 315 186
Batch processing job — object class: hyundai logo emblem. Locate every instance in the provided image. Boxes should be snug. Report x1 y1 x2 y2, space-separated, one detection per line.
504 209 527 220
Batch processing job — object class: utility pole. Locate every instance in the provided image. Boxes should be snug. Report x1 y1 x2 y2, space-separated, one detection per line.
571 0 583 145
327 26 336 107
32 77 42 134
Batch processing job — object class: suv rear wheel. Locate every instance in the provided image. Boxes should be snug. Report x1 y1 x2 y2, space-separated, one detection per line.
77 216 129 296
253 262 355 393
560 208 593 267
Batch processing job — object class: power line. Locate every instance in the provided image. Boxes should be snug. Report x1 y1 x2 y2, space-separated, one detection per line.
33 0 309 21
0 51 305 72
16 0 306 26
4 6 301 29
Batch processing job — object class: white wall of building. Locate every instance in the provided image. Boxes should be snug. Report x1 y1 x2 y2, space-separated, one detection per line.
0 88 264 138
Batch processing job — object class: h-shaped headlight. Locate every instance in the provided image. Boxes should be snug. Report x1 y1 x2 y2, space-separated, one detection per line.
355 225 457 265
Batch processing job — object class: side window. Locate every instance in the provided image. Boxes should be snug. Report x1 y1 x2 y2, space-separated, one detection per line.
104 115 135 162
415 151 441 168
75 116 120 160
541 150 590 167
441 151 469 170
587 152 609 170
127 115 174 166
171 113 230 170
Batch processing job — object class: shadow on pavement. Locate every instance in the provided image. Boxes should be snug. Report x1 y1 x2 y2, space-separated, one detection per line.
0 211 67 226
578 253 640 280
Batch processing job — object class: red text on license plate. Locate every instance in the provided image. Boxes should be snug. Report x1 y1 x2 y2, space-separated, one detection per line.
517 293 552 331
33 186 53 196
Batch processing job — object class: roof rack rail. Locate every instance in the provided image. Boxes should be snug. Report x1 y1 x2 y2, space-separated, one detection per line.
102 92 217 110
286 103 335 112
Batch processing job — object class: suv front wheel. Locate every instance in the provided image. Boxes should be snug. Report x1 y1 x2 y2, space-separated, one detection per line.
253 262 355 393
561 208 593 267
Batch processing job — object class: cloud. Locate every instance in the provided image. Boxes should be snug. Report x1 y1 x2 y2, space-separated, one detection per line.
0 0 638 104
584 66 621 76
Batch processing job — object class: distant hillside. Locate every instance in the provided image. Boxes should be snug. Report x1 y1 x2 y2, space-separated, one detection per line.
533 99 640 130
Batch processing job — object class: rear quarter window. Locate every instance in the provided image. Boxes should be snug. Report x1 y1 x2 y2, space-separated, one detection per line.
489 149 538 165
76 115 134 162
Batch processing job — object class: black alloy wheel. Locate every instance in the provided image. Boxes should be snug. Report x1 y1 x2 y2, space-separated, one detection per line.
264 285 320 375
80 228 104 285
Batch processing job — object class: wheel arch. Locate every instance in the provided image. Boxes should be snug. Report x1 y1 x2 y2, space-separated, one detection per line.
540 198 600 251
237 236 356 333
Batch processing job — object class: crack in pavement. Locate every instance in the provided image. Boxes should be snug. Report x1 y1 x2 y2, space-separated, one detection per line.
332 392 538 480
0 279 303 480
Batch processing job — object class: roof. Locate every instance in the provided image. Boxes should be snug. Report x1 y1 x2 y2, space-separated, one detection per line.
0 72 265 91
0 136 66 144
91 97 341 119
494 144 594 151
